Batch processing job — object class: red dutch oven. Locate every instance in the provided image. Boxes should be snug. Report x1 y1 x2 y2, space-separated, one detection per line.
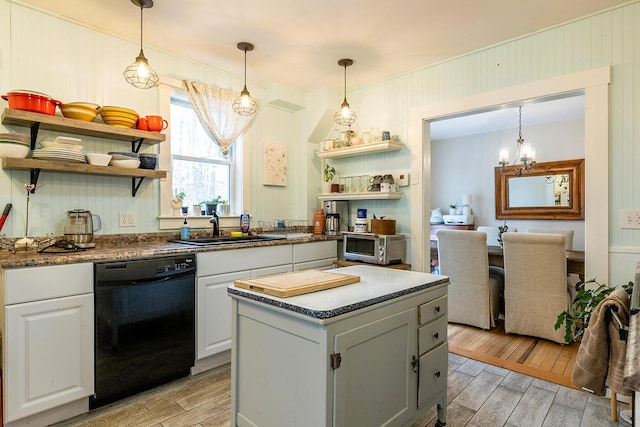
1 90 62 115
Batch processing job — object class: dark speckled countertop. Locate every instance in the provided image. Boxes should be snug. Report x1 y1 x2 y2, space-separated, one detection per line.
0 231 341 269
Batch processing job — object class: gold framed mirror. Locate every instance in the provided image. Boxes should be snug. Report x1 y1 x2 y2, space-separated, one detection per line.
495 158 585 220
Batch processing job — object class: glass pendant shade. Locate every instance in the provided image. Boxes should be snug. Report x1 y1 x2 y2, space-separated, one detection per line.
233 42 258 116
124 0 159 89
498 106 535 176
334 59 357 127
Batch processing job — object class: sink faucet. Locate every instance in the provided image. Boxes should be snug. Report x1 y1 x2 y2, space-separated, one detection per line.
210 212 220 237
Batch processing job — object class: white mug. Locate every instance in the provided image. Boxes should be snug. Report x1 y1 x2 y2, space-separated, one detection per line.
380 182 392 192
390 183 399 192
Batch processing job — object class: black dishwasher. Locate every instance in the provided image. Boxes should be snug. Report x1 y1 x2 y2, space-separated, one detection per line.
91 254 196 409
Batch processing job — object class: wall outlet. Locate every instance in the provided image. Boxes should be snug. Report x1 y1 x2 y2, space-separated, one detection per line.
620 209 640 229
397 172 410 186
119 211 136 227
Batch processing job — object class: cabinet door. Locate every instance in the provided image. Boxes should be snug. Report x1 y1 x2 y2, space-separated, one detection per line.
197 271 250 359
5 293 94 423
333 308 417 426
293 259 336 271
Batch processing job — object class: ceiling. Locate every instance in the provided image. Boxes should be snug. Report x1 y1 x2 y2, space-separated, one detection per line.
12 0 628 92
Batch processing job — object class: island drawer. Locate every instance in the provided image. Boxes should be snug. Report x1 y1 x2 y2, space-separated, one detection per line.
418 295 447 325
418 315 447 355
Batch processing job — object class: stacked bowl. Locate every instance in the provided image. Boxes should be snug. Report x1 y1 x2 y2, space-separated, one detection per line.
99 106 139 128
0 133 31 158
60 102 101 122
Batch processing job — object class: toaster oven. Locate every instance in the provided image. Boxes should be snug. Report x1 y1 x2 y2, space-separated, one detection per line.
342 232 406 265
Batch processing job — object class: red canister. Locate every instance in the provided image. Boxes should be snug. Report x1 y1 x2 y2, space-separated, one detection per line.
313 209 326 235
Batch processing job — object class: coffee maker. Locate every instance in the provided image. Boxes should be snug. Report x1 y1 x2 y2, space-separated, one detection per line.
324 200 349 235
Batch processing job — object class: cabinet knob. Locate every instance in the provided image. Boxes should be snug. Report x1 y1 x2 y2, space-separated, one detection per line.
435 306 441 313
435 371 441 378
433 332 439 340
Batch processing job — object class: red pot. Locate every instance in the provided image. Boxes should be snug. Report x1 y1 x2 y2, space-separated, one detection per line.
1 90 61 115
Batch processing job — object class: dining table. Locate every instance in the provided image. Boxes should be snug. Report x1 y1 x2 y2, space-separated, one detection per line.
429 242 585 283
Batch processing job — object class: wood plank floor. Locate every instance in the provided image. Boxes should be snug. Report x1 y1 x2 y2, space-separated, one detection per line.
447 319 580 390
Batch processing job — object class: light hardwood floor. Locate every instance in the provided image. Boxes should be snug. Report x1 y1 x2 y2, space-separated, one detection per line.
53 355 630 427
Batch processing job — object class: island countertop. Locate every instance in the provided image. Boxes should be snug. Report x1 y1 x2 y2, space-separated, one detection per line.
228 265 448 320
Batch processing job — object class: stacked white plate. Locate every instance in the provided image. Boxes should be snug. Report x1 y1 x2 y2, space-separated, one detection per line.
32 147 86 163
39 136 84 151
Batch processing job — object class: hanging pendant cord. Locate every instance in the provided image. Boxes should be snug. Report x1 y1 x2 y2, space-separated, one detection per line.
139 7 143 50
244 48 247 87
343 64 347 97
518 106 522 140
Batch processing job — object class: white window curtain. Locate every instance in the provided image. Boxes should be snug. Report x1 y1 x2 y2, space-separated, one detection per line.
181 80 257 154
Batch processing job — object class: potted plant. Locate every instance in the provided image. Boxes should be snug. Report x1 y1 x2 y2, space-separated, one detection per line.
201 196 223 215
554 278 633 343
322 163 336 194
216 199 230 216
192 202 203 216
448 203 457 215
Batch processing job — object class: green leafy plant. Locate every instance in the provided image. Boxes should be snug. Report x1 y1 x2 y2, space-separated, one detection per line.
554 278 633 343
449 203 458 209
176 191 186 200
324 163 336 182
200 196 224 205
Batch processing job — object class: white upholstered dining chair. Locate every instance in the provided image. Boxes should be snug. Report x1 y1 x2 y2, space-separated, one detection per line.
525 228 574 250
502 232 569 344
436 229 502 329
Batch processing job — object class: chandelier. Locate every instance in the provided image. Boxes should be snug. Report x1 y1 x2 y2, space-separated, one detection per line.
232 42 258 116
499 106 535 177
334 59 357 127
123 0 159 89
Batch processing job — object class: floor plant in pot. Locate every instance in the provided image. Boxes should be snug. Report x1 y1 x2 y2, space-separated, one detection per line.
554 278 633 344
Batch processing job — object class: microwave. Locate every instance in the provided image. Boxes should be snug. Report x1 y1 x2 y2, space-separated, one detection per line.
343 232 406 265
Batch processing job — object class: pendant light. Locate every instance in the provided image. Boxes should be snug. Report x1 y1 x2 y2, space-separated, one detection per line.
233 42 258 116
123 0 159 89
498 106 536 177
334 59 357 127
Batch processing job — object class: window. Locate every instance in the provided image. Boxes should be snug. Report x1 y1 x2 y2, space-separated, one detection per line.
170 97 236 209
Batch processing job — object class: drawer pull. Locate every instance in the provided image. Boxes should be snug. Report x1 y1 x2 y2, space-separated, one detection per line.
435 371 441 378
435 306 441 313
433 332 439 340
411 356 419 373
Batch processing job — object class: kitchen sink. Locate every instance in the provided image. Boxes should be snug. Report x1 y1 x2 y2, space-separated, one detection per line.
169 235 287 246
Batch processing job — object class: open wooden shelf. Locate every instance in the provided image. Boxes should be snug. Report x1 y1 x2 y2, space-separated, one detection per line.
1 108 165 145
316 140 403 159
2 157 165 178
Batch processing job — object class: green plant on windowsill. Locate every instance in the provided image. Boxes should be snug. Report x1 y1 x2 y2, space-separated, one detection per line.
200 196 224 206
554 278 633 344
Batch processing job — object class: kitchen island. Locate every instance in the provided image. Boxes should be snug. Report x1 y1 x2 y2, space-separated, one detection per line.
228 265 449 427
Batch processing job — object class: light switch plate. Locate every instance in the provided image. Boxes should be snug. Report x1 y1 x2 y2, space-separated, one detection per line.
119 211 136 227
397 172 409 186
620 209 640 229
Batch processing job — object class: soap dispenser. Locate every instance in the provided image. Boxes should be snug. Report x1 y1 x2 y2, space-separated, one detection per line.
180 218 191 240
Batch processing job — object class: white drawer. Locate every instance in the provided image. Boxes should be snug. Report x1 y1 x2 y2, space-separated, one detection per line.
4 263 93 305
418 342 448 408
418 315 447 355
293 241 337 263
418 295 447 325
197 245 292 276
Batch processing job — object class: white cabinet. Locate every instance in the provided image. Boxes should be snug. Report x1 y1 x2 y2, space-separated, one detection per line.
197 271 250 359
333 308 417 426
196 245 293 361
2 263 94 425
229 266 448 426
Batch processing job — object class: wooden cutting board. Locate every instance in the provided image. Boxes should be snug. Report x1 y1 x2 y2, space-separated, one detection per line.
234 269 360 298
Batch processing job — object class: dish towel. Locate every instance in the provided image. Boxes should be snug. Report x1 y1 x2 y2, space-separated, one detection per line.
572 289 631 396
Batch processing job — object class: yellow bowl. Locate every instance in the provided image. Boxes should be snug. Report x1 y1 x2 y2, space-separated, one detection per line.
100 106 138 117
60 102 100 122
102 117 137 128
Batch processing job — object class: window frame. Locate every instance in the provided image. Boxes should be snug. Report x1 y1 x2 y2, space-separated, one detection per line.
157 79 244 230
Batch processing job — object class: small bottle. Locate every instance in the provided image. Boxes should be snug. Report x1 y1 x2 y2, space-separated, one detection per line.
180 218 190 240
240 211 250 235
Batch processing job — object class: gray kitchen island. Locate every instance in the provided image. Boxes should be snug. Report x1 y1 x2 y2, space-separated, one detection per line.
227 265 449 427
